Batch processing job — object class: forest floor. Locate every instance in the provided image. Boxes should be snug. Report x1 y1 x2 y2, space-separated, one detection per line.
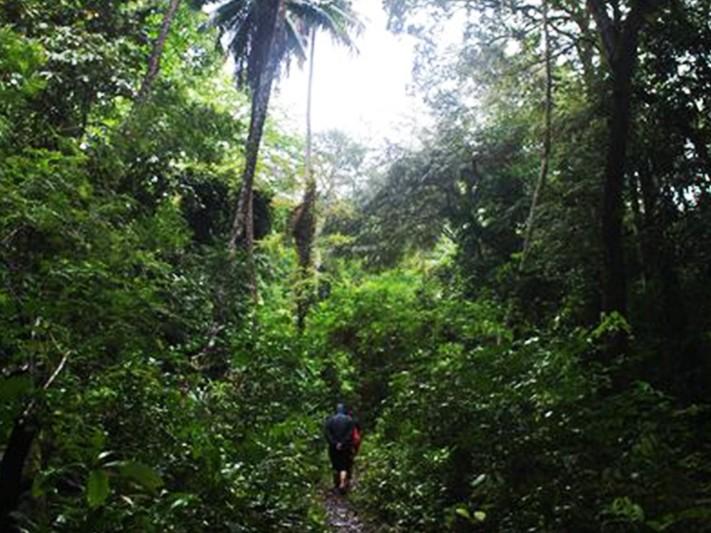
323 483 371 532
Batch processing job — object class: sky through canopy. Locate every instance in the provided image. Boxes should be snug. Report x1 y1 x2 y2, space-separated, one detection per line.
274 2 427 146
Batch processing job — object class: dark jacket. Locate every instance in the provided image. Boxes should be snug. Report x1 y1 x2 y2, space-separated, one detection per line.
325 412 354 448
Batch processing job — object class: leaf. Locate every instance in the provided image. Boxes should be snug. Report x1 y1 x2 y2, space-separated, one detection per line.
169 492 197 510
31 475 45 498
0 375 32 403
87 470 110 508
471 473 487 488
97 450 116 462
117 461 163 493
455 506 471 520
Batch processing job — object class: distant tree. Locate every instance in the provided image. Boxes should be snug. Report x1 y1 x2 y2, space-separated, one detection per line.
206 0 361 298
586 0 666 357
521 0 552 270
509 0 671 348
292 7 361 330
314 129 367 203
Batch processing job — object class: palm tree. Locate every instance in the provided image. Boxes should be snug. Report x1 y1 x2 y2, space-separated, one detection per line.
292 4 361 328
292 25 318 331
208 0 361 296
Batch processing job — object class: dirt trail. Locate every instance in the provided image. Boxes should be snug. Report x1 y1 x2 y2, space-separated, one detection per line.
324 488 371 532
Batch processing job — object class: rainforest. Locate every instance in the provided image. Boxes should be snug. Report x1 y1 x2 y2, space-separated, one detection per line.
1 0 710 531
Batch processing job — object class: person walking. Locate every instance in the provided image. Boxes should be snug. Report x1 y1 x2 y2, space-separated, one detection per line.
325 403 355 494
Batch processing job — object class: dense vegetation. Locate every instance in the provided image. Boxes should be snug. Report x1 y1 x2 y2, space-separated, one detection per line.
1 1 710 531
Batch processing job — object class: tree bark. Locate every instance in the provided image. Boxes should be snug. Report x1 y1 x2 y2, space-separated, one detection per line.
0 417 37 532
136 0 181 103
521 0 553 269
599 3 653 314
601 61 634 320
305 29 316 188
586 1 662 358
228 0 283 300
0 353 67 531
294 28 318 331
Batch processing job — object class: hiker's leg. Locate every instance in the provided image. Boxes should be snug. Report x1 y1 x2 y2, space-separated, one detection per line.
338 470 348 490
347 451 355 481
329 446 340 488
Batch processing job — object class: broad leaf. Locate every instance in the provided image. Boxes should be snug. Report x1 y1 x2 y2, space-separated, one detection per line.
86 470 110 508
117 461 163 493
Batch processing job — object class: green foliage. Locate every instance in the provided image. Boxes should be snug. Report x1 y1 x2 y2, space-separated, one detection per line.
0 26 45 141
86 470 110 509
307 266 711 532
0 3 324 530
2 1 711 532
308 269 438 423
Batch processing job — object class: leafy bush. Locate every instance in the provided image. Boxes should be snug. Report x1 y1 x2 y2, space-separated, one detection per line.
306 268 711 532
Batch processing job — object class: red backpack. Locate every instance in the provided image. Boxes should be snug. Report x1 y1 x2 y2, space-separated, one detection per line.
352 425 362 453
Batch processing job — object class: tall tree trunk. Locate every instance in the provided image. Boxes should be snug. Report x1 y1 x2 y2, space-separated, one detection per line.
521 0 553 270
0 354 67 531
228 0 283 300
0 417 37 532
587 0 660 358
136 0 181 103
304 29 316 188
601 61 634 321
294 28 318 331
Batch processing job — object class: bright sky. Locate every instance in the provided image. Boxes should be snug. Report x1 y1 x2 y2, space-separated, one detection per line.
273 2 427 147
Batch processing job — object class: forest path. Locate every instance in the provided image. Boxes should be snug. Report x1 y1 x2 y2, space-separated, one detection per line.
323 485 371 532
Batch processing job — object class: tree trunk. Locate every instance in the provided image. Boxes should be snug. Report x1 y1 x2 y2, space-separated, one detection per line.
601 66 633 320
0 353 67 530
294 28 318 331
587 0 660 358
136 0 181 103
0 417 37 532
521 0 553 269
293 180 317 330
305 29 316 188
228 0 283 300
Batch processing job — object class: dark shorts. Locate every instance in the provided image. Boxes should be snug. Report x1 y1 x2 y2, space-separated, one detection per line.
328 445 353 472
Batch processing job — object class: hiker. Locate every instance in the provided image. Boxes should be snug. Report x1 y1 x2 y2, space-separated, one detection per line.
325 403 355 493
